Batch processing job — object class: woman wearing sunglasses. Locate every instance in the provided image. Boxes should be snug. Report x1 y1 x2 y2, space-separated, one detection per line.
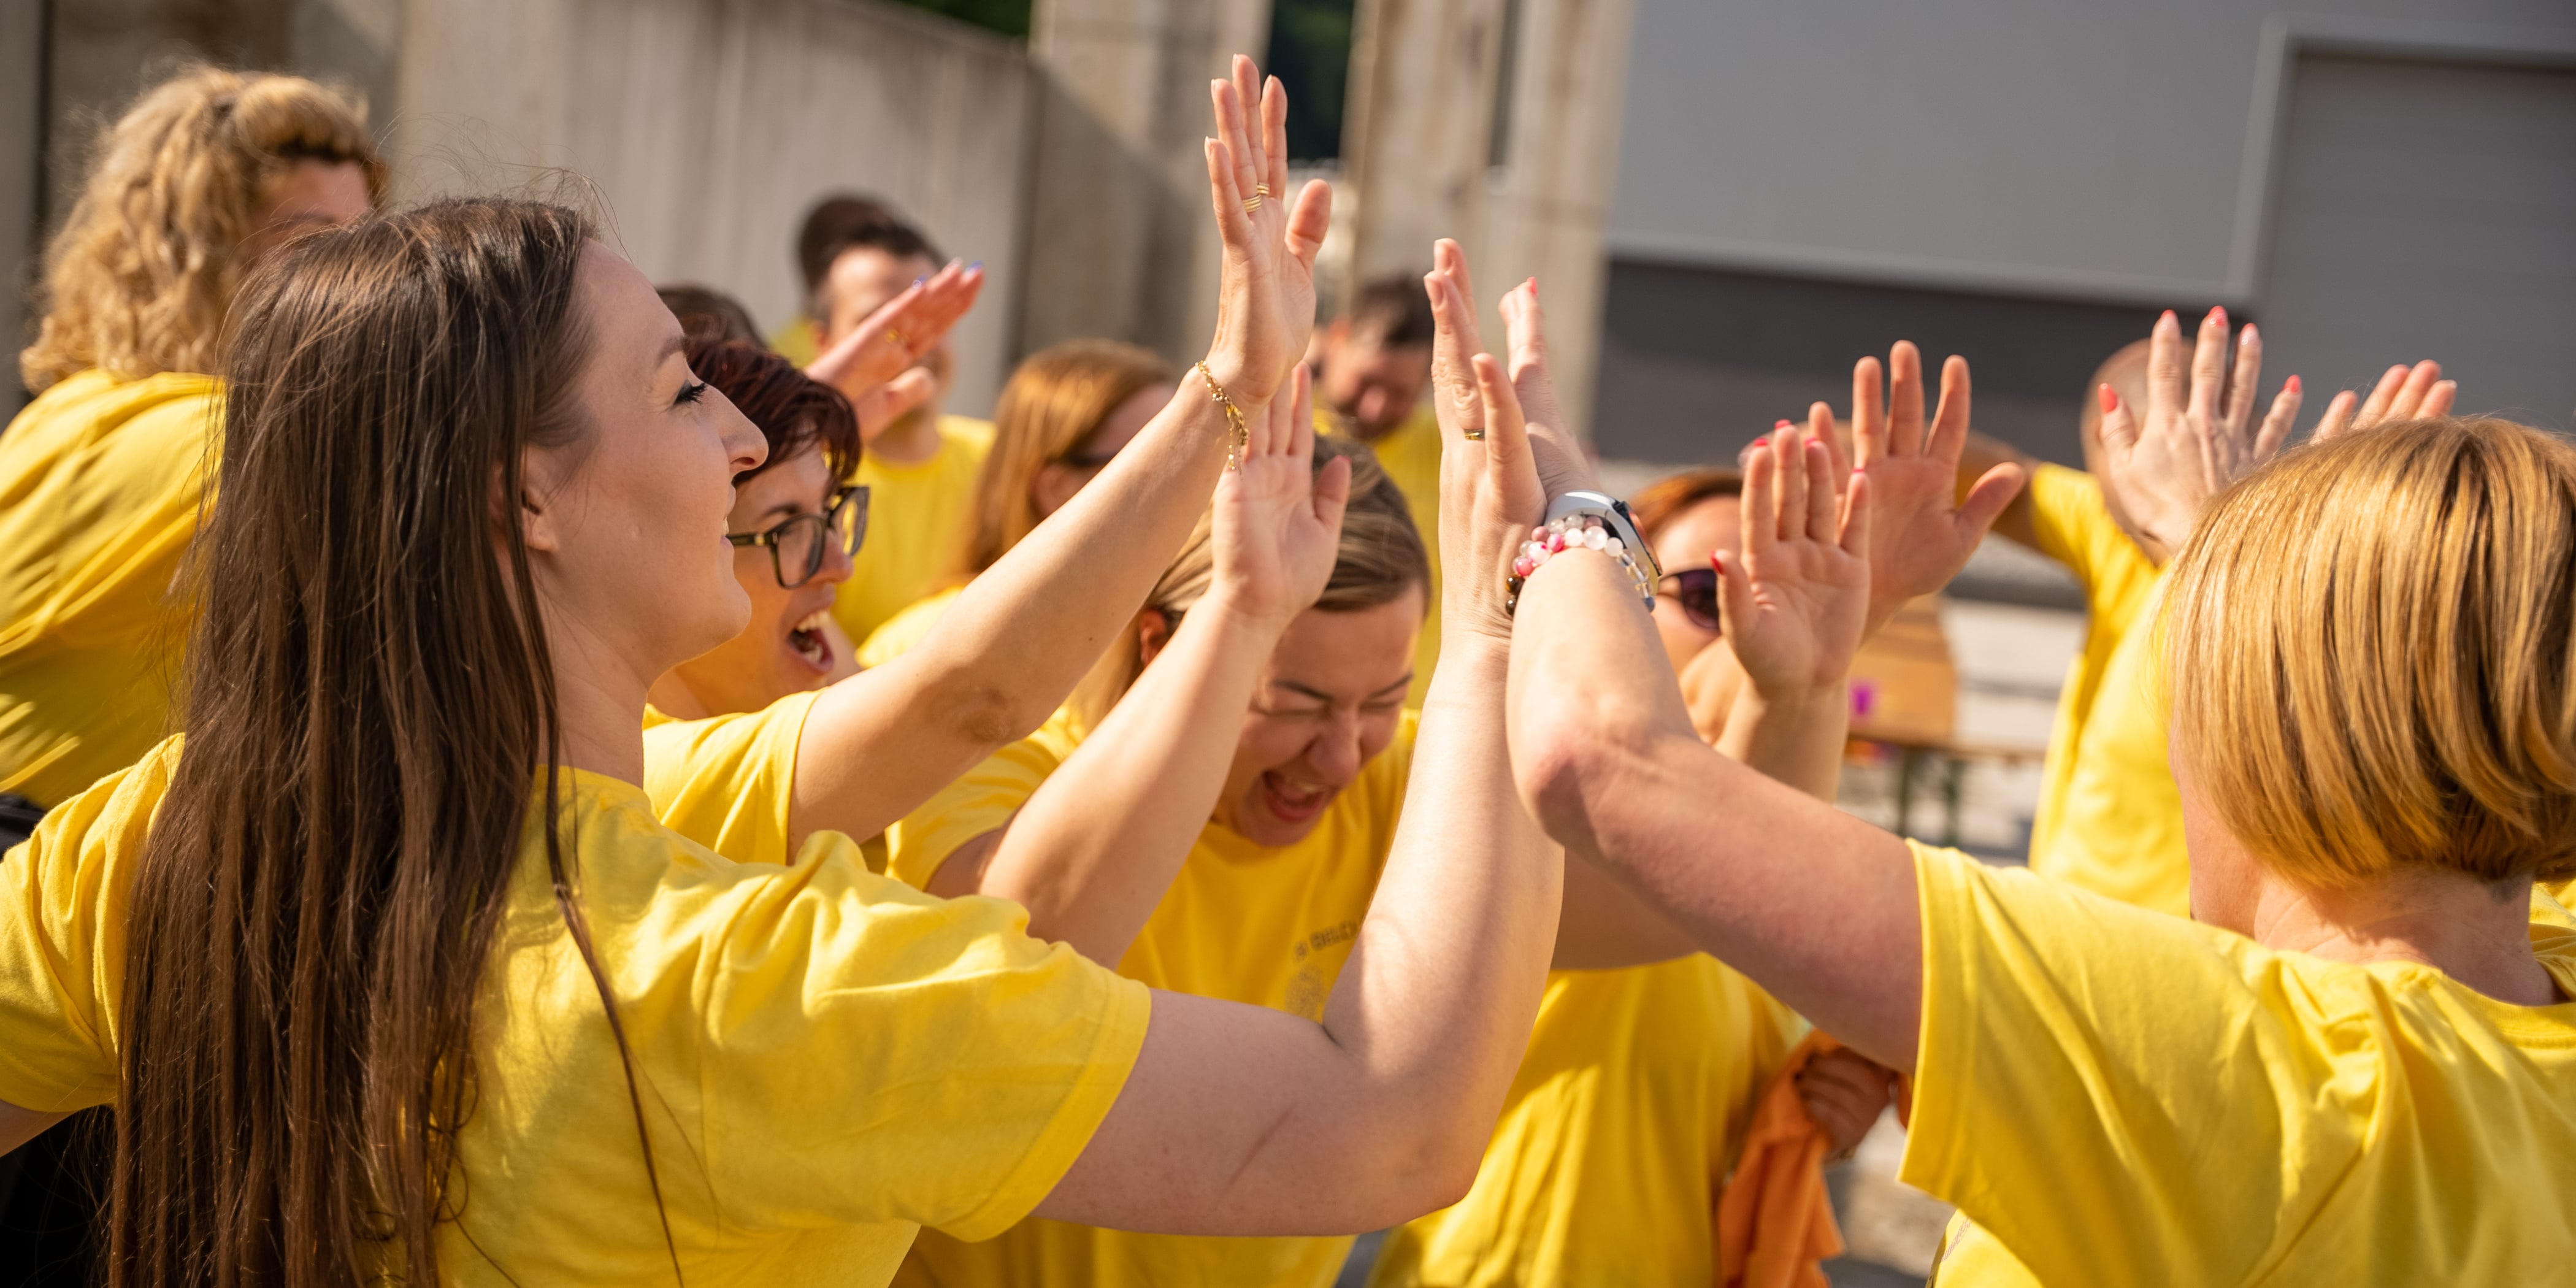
646 339 872 719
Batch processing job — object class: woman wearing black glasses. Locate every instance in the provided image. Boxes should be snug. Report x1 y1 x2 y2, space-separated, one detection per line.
646 339 873 719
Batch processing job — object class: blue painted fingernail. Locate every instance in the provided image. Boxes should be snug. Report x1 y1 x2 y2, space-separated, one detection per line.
967 260 983 271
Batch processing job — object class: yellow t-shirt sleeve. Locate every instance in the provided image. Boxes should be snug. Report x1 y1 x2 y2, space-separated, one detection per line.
882 721 1069 889
639 691 822 866
0 739 184 1112
1897 841 2359 1285
689 834 1149 1238
2023 464 2156 614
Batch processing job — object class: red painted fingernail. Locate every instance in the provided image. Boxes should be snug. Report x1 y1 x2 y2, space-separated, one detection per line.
1774 419 1793 430
2285 375 2301 393
2098 385 2118 413
2160 310 2177 325
2207 306 2225 324
1752 437 1769 448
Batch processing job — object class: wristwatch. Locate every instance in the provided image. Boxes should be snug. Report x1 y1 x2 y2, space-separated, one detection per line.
1506 491 1663 616
1544 491 1663 583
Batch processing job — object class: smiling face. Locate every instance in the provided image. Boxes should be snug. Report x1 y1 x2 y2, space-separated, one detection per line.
1200 591 1423 846
519 245 768 696
662 445 854 712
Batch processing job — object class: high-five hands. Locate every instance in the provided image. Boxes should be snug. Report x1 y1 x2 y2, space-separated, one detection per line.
1423 243 1560 642
1204 55 1333 405
805 261 984 439
1424 240 1597 502
1207 366 1352 627
2098 308 2456 561
1720 435 1871 703
1802 343 2023 636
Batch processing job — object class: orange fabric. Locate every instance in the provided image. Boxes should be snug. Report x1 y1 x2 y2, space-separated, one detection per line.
1714 1032 1849 1288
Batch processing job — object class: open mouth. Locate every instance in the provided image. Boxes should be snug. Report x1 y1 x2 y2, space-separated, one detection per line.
786 608 835 674
1259 770 1337 824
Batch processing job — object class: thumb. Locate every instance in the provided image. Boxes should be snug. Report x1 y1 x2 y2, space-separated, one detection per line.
854 368 937 442
1955 462 2026 543
1311 453 1352 536
2096 385 2139 457
1712 548 1756 638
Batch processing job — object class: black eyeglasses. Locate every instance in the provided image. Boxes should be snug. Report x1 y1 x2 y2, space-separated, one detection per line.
1659 567 1720 633
727 485 868 589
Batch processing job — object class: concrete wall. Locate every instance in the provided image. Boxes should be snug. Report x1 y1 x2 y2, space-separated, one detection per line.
396 0 1033 415
1 0 47 419
1611 0 2576 305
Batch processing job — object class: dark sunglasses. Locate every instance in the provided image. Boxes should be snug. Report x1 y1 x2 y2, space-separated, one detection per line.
727 485 868 589
1659 567 1721 634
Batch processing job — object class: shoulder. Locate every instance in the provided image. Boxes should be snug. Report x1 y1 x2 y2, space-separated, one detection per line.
938 415 997 458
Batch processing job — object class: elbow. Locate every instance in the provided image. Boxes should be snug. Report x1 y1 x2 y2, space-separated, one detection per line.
1510 685 1659 856
1344 1119 1488 1230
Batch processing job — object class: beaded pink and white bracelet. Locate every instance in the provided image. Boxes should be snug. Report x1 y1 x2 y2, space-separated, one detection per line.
1505 513 1656 616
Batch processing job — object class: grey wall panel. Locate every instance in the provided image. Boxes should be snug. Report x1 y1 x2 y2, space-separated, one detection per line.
2256 55 2576 432
1610 0 2576 303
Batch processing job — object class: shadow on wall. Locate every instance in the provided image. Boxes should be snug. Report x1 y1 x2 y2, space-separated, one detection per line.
1591 258 2190 469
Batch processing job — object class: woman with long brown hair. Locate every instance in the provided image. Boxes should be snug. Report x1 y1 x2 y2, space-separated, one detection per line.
0 61 1565 1288
0 66 383 845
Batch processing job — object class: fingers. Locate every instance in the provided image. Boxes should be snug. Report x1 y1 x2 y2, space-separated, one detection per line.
1232 56 1267 186
1886 342 1925 457
1802 437 1839 543
1470 352 1532 485
1287 361 1315 463
1926 354 1972 465
1204 137 1252 250
1437 239 1482 340
1286 180 1332 270
1838 470 1872 559
1852 355 1887 467
2252 374 2302 463
1776 435 1809 542
1806 402 1850 477
1955 462 2026 545
2096 385 2139 456
1209 80 1260 226
2353 364 2409 429
1741 440 1778 558
1501 278 1549 388
2188 307 2228 430
2311 389 2359 442
2147 310 2185 426
1425 264 1487 442
1261 72 1290 201
2422 378 2458 420
1312 453 1352 535
853 367 937 440
2224 320 2263 438
2382 360 2445 423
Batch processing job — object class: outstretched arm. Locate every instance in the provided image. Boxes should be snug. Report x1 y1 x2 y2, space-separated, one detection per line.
926 370 1352 966
1508 536 1926 1068
1030 248 1562 1235
788 56 1332 846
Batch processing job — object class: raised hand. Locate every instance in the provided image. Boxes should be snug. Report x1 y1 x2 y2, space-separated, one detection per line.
805 260 984 439
1804 342 2022 635
1208 365 1352 627
2312 359 2455 442
1427 240 1598 499
1424 254 1548 642
1203 55 1333 405
2095 308 2301 561
1796 1048 1899 1162
1717 435 1871 701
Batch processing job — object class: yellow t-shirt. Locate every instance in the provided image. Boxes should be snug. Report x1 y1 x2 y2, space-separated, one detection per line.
1369 957 1804 1287
771 315 821 367
0 737 1148 1286
834 416 994 646
859 584 963 670
642 691 891 873
2021 464 2188 915
0 370 222 808
1901 840 2576 1286
883 704 1420 1288
1322 405 1441 707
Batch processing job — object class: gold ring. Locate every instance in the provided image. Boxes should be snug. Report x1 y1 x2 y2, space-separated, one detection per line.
1463 427 1487 441
883 328 906 348
1255 183 1272 197
1242 195 1263 213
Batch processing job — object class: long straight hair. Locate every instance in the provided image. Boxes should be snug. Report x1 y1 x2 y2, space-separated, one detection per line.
111 198 666 1286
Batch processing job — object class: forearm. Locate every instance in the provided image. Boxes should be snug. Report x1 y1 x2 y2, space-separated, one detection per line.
1717 683 1849 802
793 388 1235 841
1317 636 1560 1165
970 601 1280 964
1509 548 1924 1066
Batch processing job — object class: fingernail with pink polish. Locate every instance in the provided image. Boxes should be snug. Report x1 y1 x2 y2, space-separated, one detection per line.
2098 385 2118 413
2285 375 2301 393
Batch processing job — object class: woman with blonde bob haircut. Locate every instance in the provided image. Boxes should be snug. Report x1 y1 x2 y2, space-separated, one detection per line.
859 339 1175 665
1 66 382 835
1502 404 2576 1283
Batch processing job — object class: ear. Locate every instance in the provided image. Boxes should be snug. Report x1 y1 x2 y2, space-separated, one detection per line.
1134 608 1175 669
494 458 562 554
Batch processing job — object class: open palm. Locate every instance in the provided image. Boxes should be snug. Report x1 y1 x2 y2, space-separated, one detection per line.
1210 366 1351 626
1720 437 1871 698
1203 56 1332 405
1807 343 2020 636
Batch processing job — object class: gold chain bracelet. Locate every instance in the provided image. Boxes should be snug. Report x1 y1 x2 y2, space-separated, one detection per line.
1195 361 1250 470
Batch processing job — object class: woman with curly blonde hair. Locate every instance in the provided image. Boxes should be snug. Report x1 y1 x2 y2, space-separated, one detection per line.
0 66 381 846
